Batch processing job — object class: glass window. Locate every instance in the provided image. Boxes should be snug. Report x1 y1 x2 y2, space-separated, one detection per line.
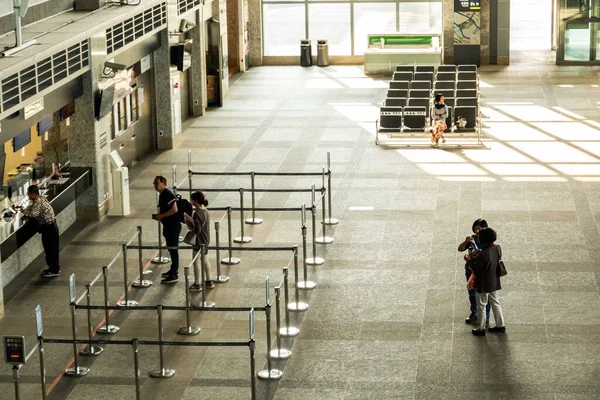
398 2 442 33
564 24 591 61
354 3 397 55
308 3 351 55
263 3 306 56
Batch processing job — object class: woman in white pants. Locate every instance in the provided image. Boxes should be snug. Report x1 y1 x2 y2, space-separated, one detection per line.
468 227 506 336
188 191 214 291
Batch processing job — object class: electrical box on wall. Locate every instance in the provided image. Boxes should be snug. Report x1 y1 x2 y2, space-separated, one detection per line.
75 0 105 11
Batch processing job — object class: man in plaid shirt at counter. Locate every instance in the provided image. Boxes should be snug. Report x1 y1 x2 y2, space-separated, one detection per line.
17 185 60 278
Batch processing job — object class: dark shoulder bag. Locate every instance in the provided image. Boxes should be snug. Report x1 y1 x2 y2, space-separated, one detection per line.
497 245 508 277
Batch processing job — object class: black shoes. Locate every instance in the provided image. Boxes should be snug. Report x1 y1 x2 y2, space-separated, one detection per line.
205 280 215 289
161 275 179 284
465 313 477 324
489 326 506 333
472 329 486 336
42 269 60 278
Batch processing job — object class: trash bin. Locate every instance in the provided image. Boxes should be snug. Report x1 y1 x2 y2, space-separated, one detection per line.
317 40 329 67
300 39 312 67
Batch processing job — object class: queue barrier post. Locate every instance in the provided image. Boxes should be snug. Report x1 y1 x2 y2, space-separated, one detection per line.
287 246 308 311
258 276 282 380
178 267 201 335
214 221 230 283
279 267 299 337
80 284 103 356
38 337 47 399
249 309 257 400
12 365 20 400
65 303 89 376
172 165 177 196
132 226 153 288
245 171 263 225
200 249 215 308
117 243 138 307
306 185 324 266
269 286 291 359
221 206 241 265
324 151 339 225
133 339 141 400
316 167 334 245
152 192 170 264
149 305 175 378
234 188 252 243
97 266 120 334
298 204 316 290
188 150 193 200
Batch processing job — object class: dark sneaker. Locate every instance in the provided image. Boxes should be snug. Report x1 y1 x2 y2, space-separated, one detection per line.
472 329 486 336
161 271 172 278
161 275 179 284
465 313 478 324
489 326 506 333
42 270 60 278
205 280 215 289
189 283 202 292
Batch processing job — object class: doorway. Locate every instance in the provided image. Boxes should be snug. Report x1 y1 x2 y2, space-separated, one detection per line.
510 0 554 54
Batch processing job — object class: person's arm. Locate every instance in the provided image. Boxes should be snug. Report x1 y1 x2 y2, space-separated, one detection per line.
458 236 471 252
155 200 178 221
21 201 40 218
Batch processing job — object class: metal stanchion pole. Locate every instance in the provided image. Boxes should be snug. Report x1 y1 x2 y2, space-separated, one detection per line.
280 267 299 337
214 221 229 283
234 188 252 243
258 276 282 380
13 366 20 400
221 206 240 265
133 226 153 287
306 185 324 265
172 165 177 196
298 204 316 290
188 150 193 199
245 171 263 225
65 303 89 376
269 287 291 359
249 310 257 400
288 246 308 311
316 167 334 245
149 305 175 378
324 151 339 225
178 267 201 335
98 266 120 334
38 338 47 400
80 285 103 356
133 339 141 400
117 244 138 307
153 192 170 264
200 252 216 308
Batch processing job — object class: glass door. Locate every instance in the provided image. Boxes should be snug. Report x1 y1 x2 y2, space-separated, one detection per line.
557 0 600 63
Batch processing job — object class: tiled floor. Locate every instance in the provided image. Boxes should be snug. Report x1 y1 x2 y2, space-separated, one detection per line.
1 52 600 399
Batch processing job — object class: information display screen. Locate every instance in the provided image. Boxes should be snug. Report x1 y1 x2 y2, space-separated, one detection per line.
455 0 480 11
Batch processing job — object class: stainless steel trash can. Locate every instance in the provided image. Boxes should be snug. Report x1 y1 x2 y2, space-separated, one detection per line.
300 39 312 67
317 40 329 67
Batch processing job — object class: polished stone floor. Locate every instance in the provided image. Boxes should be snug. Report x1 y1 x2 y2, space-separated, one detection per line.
1 51 600 399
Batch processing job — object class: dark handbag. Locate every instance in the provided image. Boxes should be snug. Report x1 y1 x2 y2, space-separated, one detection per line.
183 231 197 246
497 245 507 277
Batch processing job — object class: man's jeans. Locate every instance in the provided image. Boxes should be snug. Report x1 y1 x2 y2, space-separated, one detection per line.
466 268 490 319
163 223 182 276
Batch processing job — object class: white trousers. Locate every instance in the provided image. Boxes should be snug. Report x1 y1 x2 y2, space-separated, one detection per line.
477 291 505 330
192 249 211 284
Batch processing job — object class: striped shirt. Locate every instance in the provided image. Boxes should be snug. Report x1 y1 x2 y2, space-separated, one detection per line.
23 196 55 225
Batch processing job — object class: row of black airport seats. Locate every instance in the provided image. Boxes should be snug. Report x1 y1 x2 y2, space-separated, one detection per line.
386 89 478 101
384 97 479 110
393 70 478 83
395 64 477 74
379 105 478 132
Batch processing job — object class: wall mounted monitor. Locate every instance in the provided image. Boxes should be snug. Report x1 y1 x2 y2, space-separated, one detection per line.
170 40 192 71
13 129 31 152
96 84 115 120
37 115 54 136
60 101 75 120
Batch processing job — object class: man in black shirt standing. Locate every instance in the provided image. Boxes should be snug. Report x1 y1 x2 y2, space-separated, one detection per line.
153 176 181 283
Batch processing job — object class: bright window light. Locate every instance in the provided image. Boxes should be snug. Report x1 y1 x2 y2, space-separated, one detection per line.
532 122 600 141
510 142 598 163
484 122 553 141
416 163 489 176
349 206 374 210
503 177 568 182
481 163 558 176
462 142 535 163
395 149 466 163
551 107 586 120
495 105 572 122
480 107 515 122
551 164 600 176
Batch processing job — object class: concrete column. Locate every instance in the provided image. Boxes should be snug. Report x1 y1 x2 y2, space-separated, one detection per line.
190 10 206 116
443 0 454 64
213 0 229 97
481 1 491 64
153 29 175 149
248 0 262 66
490 0 511 65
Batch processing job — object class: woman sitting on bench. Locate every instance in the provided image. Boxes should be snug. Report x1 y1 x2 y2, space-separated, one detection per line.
431 93 448 147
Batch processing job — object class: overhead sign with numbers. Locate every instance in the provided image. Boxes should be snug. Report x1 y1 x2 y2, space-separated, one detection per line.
455 0 480 11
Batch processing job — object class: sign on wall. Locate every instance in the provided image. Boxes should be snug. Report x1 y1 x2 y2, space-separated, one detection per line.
454 10 481 45
454 0 481 11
